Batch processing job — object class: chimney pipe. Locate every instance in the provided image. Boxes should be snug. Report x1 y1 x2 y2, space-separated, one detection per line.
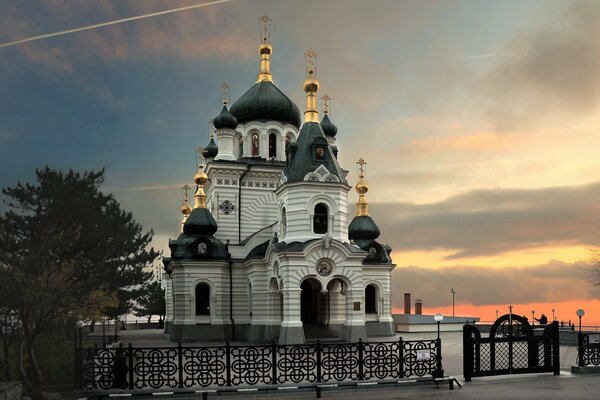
415 299 423 315
404 293 411 314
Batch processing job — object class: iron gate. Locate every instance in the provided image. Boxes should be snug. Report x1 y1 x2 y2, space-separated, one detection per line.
463 314 559 381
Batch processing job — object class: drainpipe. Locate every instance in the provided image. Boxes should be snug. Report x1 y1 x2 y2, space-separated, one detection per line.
238 165 251 244
226 240 235 341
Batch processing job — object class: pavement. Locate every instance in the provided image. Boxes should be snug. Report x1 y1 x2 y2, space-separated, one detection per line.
88 329 594 399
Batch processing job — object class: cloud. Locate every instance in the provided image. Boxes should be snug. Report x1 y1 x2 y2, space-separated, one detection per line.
480 1 600 129
0 0 253 72
391 260 598 308
370 181 600 258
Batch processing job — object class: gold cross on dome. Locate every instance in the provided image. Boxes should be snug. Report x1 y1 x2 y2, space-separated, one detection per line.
357 157 367 176
305 48 317 77
321 93 331 114
196 146 205 166
182 184 191 201
222 82 230 105
259 14 272 43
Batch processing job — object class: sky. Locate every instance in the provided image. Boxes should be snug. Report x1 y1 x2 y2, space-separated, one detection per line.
1 0 600 325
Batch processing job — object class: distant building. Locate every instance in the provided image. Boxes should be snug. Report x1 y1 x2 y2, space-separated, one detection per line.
163 18 395 344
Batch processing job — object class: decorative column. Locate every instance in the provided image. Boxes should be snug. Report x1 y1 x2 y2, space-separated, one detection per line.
343 288 367 342
279 287 304 344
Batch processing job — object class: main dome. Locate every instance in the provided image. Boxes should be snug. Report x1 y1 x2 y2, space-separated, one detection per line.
230 81 301 128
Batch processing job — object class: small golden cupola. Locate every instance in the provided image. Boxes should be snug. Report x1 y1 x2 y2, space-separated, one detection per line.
348 157 381 244
193 166 209 209
303 49 320 123
257 14 273 82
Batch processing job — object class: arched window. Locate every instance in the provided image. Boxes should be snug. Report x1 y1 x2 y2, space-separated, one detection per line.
251 133 259 156
313 203 328 234
281 207 287 237
195 283 210 316
365 285 377 314
269 133 277 158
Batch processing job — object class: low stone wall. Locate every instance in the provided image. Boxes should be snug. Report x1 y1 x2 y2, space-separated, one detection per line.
0 381 21 400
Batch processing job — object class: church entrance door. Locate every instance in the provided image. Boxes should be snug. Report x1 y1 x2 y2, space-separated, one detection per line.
300 280 318 324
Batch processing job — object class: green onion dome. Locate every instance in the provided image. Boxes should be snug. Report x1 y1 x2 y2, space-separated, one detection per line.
230 81 301 128
203 136 218 158
213 105 238 130
320 113 338 137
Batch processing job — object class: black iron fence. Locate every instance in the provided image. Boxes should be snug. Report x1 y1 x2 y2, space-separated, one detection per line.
577 333 600 367
76 338 441 390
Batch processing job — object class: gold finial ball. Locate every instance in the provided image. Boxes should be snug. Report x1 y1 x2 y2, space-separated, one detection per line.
194 169 208 186
304 78 319 93
259 43 272 55
356 177 368 195
181 203 192 215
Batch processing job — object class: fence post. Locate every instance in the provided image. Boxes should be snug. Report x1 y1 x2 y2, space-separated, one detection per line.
271 342 277 385
127 343 134 390
357 338 364 381
316 340 322 383
226 342 232 386
178 343 184 388
552 322 560 375
398 337 404 378
578 333 585 367
463 325 472 382
435 337 443 378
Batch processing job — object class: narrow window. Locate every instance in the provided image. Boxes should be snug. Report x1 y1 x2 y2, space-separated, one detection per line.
281 207 287 237
239 137 244 158
195 283 210 316
365 285 377 314
313 203 328 234
269 133 277 158
252 133 259 156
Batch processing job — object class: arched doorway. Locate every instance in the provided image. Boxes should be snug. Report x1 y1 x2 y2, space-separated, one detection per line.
301 278 326 325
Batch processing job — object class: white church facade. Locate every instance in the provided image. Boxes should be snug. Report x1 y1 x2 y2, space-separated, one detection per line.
163 19 395 344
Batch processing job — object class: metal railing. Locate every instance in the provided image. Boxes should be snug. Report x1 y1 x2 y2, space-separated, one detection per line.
76 338 442 391
577 333 600 367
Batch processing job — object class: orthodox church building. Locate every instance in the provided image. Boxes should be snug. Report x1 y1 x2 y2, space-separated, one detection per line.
163 18 395 344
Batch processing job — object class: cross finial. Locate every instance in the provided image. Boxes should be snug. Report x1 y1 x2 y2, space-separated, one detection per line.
259 14 272 43
305 48 317 78
509 305 513 314
182 184 191 201
222 82 230 105
321 93 331 114
357 157 367 177
196 146 205 166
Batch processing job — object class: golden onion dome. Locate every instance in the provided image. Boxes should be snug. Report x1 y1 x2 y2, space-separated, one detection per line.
355 176 368 195
194 169 208 186
303 78 319 93
181 202 192 215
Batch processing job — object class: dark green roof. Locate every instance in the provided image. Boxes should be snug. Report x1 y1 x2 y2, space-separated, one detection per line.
213 105 238 130
283 122 346 184
203 137 218 158
183 207 217 236
230 81 301 128
168 207 228 260
348 215 380 243
320 114 338 137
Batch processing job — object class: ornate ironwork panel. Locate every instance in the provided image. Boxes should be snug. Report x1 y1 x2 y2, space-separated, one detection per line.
402 340 438 377
80 347 117 390
362 341 401 380
276 345 317 384
181 346 226 387
131 348 178 389
320 343 359 381
581 334 600 366
230 345 273 385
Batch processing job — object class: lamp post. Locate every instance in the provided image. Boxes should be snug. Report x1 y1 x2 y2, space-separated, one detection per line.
75 320 84 347
531 310 535 326
74 320 84 389
576 309 585 334
450 288 456 317
495 309 499 320
552 308 555 321
576 309 585 367
434 313 444 378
